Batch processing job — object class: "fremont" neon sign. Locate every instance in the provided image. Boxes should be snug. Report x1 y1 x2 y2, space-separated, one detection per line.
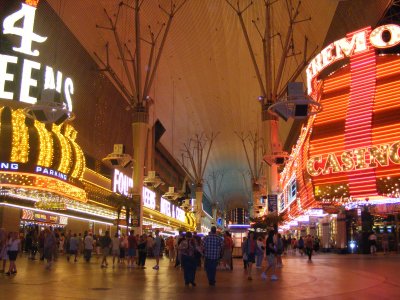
306 24 400 94
307 141 400 176
0 3 74 111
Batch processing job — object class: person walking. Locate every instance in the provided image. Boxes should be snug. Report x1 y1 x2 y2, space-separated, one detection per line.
67 233 79 262
127 230 137 268
43 228 56 270
261 230 278 281
166 236 175 262
84 232 94 262
178 232 197 286
203 226 223 286
298 236 305 256
193 232 202 268
100 231 112 268
119 233 127 264
137 234 148 269
5 232 20 276
174 232 185 267
0 228 8 273
152 230 162 270
255 236 265 269
243 231 256 280
241 237 248 270
222 231 233 270
369 231 377 255
305 234 313 262
276 233 284 267
111 233 120 267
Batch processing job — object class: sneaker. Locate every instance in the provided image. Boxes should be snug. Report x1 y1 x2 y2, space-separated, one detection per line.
261 272 267 280
153 265 159 270
271 275 278 281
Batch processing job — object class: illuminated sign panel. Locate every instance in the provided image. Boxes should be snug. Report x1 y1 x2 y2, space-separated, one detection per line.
142 186 156 209
0 161 68 181
160 197 186 222
280 24 400 218
22 208 68 225
113 169 133 197
0 3 74 111
143 187 187 223
306 24 400 94
307 141 400 176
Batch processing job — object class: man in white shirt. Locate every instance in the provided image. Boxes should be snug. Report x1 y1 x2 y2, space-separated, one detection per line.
84 233 94 262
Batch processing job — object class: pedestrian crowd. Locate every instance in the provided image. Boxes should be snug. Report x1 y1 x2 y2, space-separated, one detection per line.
1 225 325 287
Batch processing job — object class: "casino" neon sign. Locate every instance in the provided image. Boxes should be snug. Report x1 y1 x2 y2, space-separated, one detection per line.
307 141 400 176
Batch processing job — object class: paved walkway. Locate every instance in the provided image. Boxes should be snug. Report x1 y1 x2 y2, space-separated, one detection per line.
1 252 400 300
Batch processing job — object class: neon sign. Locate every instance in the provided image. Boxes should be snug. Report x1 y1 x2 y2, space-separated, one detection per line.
307 141 400 176
143 186 156 209
0 162 67 181
0 162 19 170
113 169 133 197
0 3 74 111
160 197 185 222
35 166 67 180
306 24 400 94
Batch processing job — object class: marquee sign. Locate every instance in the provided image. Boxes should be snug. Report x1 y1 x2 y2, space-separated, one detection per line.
306 24 400 94
0 3 74 111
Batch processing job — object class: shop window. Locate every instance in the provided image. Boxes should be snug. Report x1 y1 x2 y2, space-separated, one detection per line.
288 179 297 203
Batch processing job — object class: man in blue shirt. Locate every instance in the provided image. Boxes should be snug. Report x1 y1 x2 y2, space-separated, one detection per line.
203 226 223 286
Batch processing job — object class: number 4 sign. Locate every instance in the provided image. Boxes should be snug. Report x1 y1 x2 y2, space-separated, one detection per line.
3 3 47 57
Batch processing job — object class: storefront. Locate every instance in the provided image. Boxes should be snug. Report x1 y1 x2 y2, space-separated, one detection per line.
278 24 400 252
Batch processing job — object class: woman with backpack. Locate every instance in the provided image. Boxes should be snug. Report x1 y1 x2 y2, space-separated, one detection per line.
255 236 265 269
178 232 197 286
243 231 256 280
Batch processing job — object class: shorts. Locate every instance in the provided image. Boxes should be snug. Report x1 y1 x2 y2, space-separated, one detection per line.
267 254 275 266
44 248 53 260
69 250 77 255
247 253 255 263
153 247 161 257
0 246 8 260
7 250 18 261
112 248 120 256
102 247 110 257
128 248 136 257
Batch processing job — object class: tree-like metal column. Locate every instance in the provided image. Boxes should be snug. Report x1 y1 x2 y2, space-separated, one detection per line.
95 0 187 233
226 0 316 218
235 131 265 218
179 133 219 232
205 170 225 224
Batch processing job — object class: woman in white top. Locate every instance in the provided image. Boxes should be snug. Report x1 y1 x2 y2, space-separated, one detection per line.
112 233 120 266
6 232 20 276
